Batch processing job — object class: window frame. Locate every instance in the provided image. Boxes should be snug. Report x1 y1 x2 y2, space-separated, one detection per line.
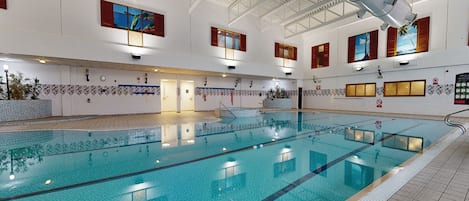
346 83 376 97
384 80 426 97
275 42 297 60
212 27 245 51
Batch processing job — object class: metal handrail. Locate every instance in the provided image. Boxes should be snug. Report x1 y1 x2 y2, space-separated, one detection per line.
444 109 469 134
219 102 237 119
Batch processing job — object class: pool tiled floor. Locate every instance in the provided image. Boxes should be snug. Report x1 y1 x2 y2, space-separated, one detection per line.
388 133 469 201
0 110 468 201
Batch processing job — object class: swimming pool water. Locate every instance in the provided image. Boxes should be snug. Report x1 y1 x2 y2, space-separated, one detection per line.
0 112 453 201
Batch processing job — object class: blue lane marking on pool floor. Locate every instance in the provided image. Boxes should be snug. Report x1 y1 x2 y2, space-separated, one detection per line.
262 133 398 201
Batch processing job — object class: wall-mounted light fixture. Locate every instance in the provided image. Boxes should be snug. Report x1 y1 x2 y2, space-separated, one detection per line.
131 53 141 60
399 60 409 66
38 59 46 64
222 74 227 78
144 73 148 84
227 65 236 70
354 66 365 72
3 64 10 100
203 77 207 86
249 80 253 88
227 157 236 162
85 69 90 82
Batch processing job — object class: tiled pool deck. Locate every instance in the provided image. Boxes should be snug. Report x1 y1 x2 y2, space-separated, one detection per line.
0 110 468 201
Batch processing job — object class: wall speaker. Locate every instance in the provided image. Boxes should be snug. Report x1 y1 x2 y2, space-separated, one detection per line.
131 54 141 60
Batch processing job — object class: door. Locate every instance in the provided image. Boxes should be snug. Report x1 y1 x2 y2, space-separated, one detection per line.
161 80 178 112
180 80 195 111
298 87 303 109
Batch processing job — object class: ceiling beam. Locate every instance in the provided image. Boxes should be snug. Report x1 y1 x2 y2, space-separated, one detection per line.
280 0 343 25
285 11 356 38
228 0 268 26
189 0 204 14
260 0 296 20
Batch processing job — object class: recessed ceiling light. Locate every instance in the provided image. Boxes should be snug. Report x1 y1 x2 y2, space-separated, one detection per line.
39 59 46 64
44 179 53 185
154 69 158 72
222 74 227 78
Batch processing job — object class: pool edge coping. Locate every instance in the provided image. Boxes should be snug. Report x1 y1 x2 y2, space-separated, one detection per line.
348 124 467 201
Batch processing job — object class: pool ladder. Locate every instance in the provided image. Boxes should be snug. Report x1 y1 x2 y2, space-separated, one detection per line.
444 108 469 134
219 102 237 119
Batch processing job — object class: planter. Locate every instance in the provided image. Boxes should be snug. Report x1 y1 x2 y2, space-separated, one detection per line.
0 100 52 121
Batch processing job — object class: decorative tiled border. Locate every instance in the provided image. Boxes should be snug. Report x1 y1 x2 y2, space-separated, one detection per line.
303 89 345 96
39 84 160 96
195 87 298 97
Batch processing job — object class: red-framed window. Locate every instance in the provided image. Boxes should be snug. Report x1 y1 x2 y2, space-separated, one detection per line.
311 43 329 68
347 30 378 63
387 17 430 57
100 0 164 37
275 42 297 60
211 27 246 51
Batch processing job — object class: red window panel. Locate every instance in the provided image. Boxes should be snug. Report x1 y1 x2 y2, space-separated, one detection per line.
274 42 280 58
347 36 355 63
154 13 165 37
323 43 329 67
211 27 218 46
100 0 114 27
416 16 430 53
240 34 246 51
386 27 398 57
369 30 378 60
0 0 6 9
292 47 297 60
311 46 318 68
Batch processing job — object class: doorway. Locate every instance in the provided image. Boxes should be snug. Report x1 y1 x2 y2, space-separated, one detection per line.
161 80 178 112
180 80 195 111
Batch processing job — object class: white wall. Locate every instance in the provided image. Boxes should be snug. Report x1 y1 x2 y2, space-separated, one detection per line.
301 0 469 117
1 0 468 117
0 0 304 80
2 60 297 116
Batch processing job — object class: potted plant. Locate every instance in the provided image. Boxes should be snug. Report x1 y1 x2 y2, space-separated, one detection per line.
7 73 40 100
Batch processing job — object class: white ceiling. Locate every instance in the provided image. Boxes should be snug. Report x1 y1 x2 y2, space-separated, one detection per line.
204 0 360 38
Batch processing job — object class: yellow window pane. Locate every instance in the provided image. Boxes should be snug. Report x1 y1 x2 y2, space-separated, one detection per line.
355 130 364 141
132 190 146 201
225 48 234 60
128 30 143 47
384 83 397 96
365 84 376 97
356 84 365 96
408 137 423 152
364 131 374 144
397 82 411 96
410 81 426 96
345 128 354 139
346 85 356 97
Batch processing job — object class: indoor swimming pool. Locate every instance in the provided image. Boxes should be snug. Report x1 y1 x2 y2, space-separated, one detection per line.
0 112 454 201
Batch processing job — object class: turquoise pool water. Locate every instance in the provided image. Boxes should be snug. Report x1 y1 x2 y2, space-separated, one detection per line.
0 112 453 201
